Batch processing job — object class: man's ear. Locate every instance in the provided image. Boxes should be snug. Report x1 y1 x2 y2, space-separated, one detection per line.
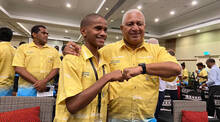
80 27 87 38
120 25 123 31
32 33 37 38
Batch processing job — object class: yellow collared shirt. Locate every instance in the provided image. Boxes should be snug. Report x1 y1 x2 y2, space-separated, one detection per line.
0 42 15 89
100 40 178 120
198 69 208 82
54 45 110 122
12 42 61 87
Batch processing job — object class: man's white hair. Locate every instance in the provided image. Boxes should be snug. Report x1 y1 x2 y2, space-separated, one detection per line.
148 38 159 44
122 9 145 25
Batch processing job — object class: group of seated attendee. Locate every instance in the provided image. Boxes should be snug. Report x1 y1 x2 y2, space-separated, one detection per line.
0 9 220 122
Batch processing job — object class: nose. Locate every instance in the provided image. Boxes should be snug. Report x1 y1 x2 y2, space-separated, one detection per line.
100 29 107 38
131 24 139 31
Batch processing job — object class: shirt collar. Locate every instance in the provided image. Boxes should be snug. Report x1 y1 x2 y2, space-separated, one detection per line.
81 45 107 66
30 42 49 48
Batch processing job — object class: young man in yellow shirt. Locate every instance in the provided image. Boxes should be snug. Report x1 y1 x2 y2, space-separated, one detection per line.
0 27 15 96
65 9 181 121
54 14 137 122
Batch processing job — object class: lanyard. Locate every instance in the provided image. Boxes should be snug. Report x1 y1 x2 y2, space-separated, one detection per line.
89 58 105 114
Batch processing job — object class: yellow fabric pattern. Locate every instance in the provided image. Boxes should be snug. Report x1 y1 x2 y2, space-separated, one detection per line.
0 42 15 89
54 45 110 122
100 40 178 120
12 42 61 87
198 69 208 83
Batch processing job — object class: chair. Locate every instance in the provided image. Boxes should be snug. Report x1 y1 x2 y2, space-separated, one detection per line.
173 100 206 122
0 96 55 122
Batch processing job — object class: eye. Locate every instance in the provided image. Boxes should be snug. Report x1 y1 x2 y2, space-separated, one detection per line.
137 22 144 26
95 26 102 30
126 22 133 26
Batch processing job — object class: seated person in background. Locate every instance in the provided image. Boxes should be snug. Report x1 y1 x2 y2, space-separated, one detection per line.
196 62 208 85
12 25 61 96
0 27 15 96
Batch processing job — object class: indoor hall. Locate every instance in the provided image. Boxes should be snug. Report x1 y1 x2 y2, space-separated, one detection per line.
0 0 220 122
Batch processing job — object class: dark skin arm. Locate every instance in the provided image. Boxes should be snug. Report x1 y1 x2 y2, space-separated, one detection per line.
14 66 38 84
66 70 124 114
34 68 59 92
122 62 181 80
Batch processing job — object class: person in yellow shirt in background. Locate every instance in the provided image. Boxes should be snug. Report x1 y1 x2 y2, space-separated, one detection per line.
54 13 138 122
0 27 15 96
12 25 61 96
181 62 189 86
64 9 181 122
196 62 208 85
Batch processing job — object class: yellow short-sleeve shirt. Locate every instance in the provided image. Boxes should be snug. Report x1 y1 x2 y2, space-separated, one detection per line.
198 69 208 83
0 42 15 89
100 40 179 120
54 45 110 122
12 42 61 87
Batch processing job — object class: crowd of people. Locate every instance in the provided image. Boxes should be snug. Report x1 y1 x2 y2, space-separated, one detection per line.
0 8 220 122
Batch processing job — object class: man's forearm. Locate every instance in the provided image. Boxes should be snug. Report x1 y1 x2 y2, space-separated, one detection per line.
65 74 111 114
14 66 38 84
42 68 59 83
146 62 181 77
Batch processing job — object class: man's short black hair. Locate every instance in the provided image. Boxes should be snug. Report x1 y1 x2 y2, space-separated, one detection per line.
206 58 215 63
167 49 175 56
61 44 66 52
80 13 105 28
31 25 46 38
196 62 204 67
0 27 13 42
181 62 185 67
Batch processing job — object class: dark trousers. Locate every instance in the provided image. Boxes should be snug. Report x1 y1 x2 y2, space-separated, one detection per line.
207 86 220 116
165 90 178 114
155 91 165 118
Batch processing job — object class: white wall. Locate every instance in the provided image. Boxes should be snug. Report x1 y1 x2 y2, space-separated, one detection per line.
175 29 220 72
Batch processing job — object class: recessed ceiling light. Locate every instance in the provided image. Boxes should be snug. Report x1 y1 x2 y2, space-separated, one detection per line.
65 30 68 33
121 10 125 13
105 8 109 11
66 3 71 8
115 36 119 40
154 18 159 23
196 30 200 33
27 0 33 1
110 19 114 22
192 1 198 6
178 34 181 37
137 5 142 10
170 11 175 15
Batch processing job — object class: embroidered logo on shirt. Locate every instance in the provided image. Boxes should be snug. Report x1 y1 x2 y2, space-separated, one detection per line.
112 56 124 58
110 60 120 64
82 72 90 77
26 50 34 54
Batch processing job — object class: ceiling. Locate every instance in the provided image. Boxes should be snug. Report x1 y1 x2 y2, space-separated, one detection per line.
0 0 220 43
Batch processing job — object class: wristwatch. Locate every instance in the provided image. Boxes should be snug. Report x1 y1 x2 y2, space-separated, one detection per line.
138 63 146 74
